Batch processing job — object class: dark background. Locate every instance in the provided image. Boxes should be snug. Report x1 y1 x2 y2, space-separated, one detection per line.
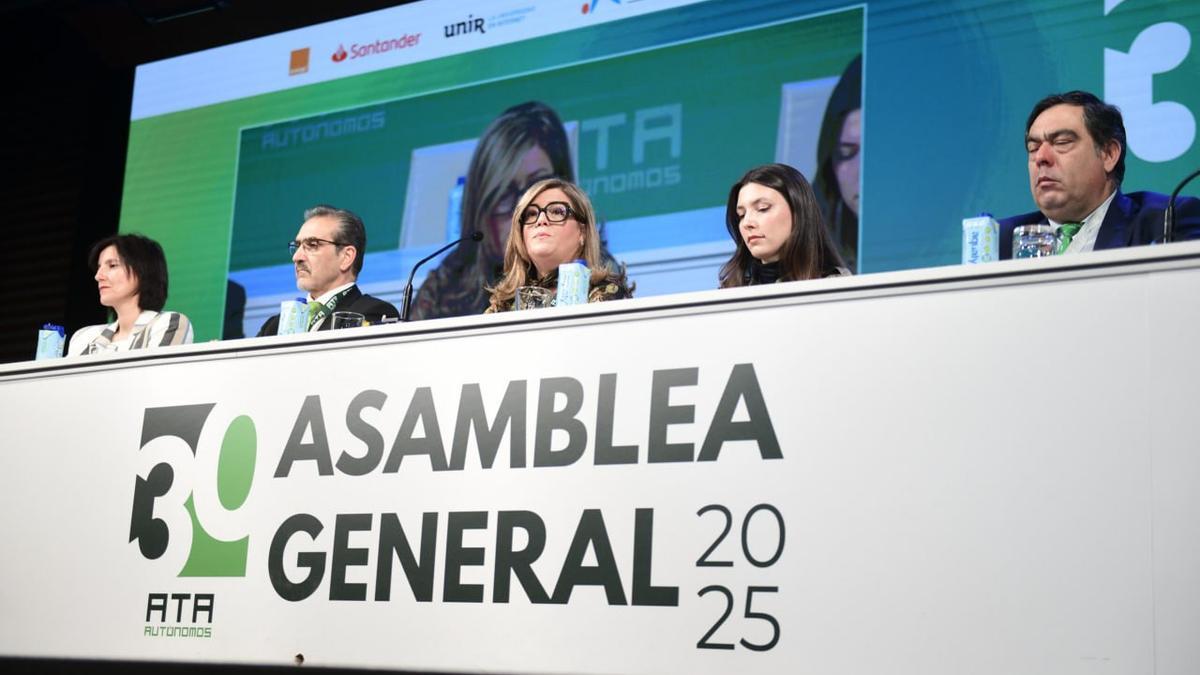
1 0 416 364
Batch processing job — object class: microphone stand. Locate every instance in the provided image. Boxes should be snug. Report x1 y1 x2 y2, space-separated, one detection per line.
1164 167 1200 244
400 231 484 322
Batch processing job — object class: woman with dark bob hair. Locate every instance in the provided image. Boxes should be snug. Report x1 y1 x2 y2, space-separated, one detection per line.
719 163 850 287
67 233 193 355
485 178 632 312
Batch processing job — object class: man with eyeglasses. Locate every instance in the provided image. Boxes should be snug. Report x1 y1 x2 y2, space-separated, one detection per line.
256 205 398 336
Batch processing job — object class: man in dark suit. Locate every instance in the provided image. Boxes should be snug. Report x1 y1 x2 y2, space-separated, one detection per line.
257 205 398 336
999 90 1200 259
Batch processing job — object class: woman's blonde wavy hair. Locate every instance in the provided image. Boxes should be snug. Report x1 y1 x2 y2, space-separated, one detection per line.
487 178 611 311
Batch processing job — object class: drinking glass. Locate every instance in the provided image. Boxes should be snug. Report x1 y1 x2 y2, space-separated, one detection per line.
1013 224 1056 258
331 311 365 329
515 286 554 310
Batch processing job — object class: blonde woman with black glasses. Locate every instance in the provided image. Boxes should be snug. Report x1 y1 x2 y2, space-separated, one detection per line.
485 178 632 313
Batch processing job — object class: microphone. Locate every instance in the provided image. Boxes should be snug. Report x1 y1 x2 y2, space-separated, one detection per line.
1163 167 1200 244
400 231 484 322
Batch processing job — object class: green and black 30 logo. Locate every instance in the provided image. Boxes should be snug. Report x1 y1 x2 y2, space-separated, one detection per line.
130 404 257 576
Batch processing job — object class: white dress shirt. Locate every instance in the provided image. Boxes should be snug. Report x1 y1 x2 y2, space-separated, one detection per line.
1047 189 1117 254
306 282 356 331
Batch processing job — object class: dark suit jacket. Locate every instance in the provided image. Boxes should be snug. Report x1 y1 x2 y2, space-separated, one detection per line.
256 285 399 337
997 190 1200 260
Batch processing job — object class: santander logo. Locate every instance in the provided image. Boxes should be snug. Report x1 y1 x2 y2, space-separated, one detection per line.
329 33 422 64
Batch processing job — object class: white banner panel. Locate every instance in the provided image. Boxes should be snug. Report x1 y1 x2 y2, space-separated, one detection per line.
3 244 1200 674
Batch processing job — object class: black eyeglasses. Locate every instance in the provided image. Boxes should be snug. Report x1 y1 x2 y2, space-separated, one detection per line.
520 202 575 226
288 237 348 255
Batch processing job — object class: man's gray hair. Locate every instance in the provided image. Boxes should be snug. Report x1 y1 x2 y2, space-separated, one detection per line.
304 204 366 277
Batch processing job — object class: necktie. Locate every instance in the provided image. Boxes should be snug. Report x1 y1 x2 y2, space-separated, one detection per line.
307 301 324 329
1056 222 1082 254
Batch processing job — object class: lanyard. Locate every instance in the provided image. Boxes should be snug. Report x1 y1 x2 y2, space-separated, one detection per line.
308 287 356 329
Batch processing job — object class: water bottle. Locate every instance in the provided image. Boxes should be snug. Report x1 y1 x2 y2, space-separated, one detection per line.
36 323 66 360
557 260 590 306
279 298 307 335
961 213 999 264
446 176 465 242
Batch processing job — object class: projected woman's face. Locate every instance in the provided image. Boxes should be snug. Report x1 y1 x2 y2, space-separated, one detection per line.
94 245 139 310
487 145 554 260
835 108 861 216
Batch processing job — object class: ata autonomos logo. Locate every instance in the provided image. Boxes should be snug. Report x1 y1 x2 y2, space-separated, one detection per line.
129 404 257 577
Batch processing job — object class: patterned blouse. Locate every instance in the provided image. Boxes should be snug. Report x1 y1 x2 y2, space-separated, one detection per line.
486 269 633 313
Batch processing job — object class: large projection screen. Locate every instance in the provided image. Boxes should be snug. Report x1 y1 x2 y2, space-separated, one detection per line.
120 0 1200 339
